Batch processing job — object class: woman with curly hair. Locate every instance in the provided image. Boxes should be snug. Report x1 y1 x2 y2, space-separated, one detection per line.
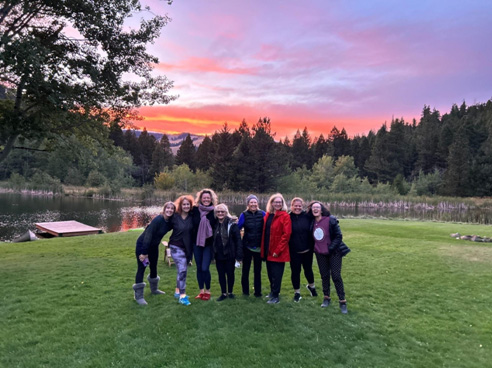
261 193 292 304
191 188 218 300
307 201 351 314
169 195 195 306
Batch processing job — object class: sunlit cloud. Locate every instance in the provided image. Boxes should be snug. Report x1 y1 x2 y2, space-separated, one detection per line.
137 0 492 139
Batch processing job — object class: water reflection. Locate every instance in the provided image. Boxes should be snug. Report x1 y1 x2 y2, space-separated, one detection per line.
0 192 490 242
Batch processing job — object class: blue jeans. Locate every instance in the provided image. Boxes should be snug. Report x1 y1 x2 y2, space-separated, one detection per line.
170 245 188 294
194 245 212 290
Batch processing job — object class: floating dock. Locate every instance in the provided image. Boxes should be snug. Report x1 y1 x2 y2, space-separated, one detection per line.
35 221 102 237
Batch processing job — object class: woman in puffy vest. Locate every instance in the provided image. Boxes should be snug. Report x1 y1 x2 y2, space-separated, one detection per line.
237 194 265 297
307 201 351 314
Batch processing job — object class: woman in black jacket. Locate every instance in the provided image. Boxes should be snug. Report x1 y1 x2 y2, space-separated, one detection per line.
133 201 175 305
212 204 243 301
191 188 218 300
307 201 351 314
289 197 317 302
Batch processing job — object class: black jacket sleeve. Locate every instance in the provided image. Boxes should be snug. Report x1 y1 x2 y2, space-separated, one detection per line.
140 216 159 254
231 224 243 261
328 216 343 252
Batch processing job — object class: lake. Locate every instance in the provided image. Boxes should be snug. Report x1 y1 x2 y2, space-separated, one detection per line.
0 192 489 241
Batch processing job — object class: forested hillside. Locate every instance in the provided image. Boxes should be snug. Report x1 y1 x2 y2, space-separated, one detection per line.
2 100 492 197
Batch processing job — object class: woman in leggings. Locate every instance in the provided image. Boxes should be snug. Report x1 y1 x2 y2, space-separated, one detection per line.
289 197 317 302
169 195 195 306
307 201 351 314
133 201 175 305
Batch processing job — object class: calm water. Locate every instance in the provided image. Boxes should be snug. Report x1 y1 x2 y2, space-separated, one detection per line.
0 192 490 241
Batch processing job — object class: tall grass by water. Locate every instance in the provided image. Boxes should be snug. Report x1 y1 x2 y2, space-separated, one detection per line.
1 219 491 367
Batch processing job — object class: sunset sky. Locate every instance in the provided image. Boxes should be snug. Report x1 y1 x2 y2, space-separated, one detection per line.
135 0 492 139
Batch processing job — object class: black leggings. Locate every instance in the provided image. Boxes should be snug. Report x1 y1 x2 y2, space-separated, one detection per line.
315 252 345 300
241 248 262 295
215 259 236 294
135 246 159 283
289 250 315 290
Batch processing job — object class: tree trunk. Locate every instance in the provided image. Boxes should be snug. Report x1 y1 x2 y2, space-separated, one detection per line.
0 134 19 164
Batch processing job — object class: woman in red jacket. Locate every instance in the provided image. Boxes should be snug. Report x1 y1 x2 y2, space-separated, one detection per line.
261 193 292 304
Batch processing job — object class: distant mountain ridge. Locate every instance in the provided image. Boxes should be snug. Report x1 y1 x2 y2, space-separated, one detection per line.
130 130 205 153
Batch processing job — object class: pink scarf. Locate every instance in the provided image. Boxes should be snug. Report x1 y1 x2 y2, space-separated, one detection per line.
196 204 214 246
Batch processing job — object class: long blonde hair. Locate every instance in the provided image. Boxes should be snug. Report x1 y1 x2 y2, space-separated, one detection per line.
266 193 288 213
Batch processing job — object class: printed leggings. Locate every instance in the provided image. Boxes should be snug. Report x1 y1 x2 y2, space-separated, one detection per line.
315 252 345 300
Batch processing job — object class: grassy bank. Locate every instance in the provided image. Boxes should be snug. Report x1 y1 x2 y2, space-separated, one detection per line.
1 220 491 367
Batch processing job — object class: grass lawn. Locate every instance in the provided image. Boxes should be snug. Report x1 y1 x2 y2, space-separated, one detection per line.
1 219 491 367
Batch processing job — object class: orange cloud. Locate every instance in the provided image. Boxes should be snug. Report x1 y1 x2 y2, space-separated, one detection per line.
135 104 394 139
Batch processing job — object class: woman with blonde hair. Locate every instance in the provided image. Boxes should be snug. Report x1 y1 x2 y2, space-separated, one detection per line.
133 201 175 305
191 188 218 300
212 204 243 301
289 197 317 302
261 193 292 304
169 195 195 306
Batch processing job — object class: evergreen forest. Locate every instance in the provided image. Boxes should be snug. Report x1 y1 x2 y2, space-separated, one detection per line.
2 100 492 198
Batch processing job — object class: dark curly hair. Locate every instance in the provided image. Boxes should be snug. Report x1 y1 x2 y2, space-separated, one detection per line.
306 201 331 217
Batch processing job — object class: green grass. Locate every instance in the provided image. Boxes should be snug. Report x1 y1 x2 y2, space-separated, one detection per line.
1 220 491 367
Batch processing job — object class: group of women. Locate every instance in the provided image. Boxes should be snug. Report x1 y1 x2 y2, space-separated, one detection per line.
132 190 351 313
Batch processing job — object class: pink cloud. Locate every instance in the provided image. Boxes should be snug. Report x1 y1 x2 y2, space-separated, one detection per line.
155 57 259 75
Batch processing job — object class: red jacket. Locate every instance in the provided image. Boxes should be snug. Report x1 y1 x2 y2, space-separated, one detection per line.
261 210 292 262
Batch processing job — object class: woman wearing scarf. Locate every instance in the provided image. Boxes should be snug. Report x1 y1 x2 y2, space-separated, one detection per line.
191 188 218 300
212 204 243 301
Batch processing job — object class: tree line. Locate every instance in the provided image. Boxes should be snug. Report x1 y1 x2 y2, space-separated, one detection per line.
111 99 492 197
2 99 492 197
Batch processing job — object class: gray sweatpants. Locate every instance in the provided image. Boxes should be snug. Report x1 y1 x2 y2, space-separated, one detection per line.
170 244 188 294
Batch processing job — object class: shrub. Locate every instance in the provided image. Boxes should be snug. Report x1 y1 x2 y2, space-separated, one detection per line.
30 171 63 193
154 171 175 190
8 172 26 190
86 170 107 187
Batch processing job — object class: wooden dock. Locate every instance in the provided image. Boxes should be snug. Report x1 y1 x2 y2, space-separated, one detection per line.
35 221 102 237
